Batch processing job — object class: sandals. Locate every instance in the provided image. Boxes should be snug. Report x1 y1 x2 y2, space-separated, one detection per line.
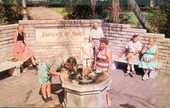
146 75 149 80
124 72 130 76
142 75 149 81
132 70 136 74
124 70 136 76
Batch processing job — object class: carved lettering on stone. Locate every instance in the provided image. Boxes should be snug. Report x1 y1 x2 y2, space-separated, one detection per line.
35 27 90 42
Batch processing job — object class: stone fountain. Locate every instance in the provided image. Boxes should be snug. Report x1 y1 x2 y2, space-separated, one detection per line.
60 67 112 107
60 39 112 107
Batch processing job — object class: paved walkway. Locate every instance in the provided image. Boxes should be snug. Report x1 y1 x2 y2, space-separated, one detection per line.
28 7 63 20
0 67 62 107
0 66 169 107
110 68 170 108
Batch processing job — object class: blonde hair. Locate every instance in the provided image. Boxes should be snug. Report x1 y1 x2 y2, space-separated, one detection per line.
17 24 24 29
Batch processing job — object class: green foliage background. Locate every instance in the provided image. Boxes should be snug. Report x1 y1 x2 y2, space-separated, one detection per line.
0 0 169 38
64 0 170 38
145 4 170 38
0 0 22 25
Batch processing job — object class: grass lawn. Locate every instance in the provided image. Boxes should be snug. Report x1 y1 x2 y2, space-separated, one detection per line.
120 11 151 27
51 7 67 17
51 6 152 28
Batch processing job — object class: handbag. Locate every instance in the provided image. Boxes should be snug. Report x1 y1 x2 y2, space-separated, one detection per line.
149 69 157 78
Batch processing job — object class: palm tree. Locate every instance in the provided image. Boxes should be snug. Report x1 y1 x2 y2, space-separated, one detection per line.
0 0 2 6
128 0 150 30
91 0 96 15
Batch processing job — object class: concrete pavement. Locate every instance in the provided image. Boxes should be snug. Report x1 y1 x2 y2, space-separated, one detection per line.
0 66 169 107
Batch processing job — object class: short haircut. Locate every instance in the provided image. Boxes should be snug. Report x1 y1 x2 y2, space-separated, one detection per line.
100 38 109 45
67 57 77 67
93 21 99 24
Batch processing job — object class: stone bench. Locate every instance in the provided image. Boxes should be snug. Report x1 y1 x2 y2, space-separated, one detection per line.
0 61 23 76
112 55 163 78
112 55 139 66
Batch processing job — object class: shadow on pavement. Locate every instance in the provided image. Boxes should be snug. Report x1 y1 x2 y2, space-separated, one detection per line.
0 71 10 80
51 84 64 104
117 62 144 77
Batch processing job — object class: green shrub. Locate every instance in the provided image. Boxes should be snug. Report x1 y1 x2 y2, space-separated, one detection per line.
64 0 111 20
145 3 170 38
119 13 131 24
146 8 166 33
0 0 22 25
163 3 170 38
97 7 111 21
65 5 93 19
0 6 7 24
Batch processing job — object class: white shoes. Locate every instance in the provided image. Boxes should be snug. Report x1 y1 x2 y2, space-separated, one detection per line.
142 75 149 81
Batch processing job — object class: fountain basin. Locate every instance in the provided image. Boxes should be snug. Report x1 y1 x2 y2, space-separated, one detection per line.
60 72 111 107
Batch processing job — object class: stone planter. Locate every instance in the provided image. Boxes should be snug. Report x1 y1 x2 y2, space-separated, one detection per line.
60 73 111 107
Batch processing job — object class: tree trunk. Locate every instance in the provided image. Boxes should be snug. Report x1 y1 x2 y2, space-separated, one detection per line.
91 0 96 15
111 0 120 23
128 0 150 30
150 0 155 7
0 0 2 6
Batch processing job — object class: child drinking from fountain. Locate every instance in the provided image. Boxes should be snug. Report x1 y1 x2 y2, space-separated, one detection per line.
38 55 77 105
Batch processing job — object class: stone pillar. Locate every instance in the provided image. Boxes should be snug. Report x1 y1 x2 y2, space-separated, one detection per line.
22 0 28 20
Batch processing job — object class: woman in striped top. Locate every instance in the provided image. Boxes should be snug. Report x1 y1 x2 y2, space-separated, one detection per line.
94 38 112 106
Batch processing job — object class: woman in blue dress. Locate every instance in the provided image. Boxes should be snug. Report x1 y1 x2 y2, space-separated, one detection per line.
138 38 159 80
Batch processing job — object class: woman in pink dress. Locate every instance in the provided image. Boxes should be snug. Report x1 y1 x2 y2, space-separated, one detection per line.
94 38 112 106
13 24 36 64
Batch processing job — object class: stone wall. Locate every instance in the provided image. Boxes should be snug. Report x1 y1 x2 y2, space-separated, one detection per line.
0 20 169 75
0 20 102 62
103 23 170 75
19 20 100 61
0 24 19 62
